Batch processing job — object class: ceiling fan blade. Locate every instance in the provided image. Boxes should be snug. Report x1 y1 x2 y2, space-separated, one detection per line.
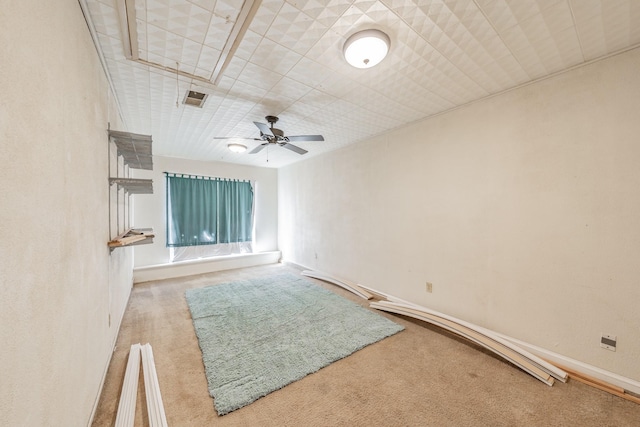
249 143 268 154
253 121 274 137
281 143 308 155
213 137 262 140
286 135 325 142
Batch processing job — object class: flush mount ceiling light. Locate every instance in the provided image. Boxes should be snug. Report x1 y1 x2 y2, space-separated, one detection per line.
343 29 390 69
227 143 247 153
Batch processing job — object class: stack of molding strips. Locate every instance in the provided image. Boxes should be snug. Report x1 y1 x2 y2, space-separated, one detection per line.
370 300 566 386
300 270 566 386
115 343 168 427
301 270 373 300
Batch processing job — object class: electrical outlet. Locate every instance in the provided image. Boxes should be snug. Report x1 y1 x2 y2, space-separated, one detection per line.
425 282 433 293
600 334 616 351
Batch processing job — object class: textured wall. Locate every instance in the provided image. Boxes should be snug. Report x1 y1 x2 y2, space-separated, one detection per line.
278 48 640 383
0 1 133 425
132 156 279 267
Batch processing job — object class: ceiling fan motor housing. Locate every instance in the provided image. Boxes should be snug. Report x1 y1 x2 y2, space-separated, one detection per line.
260 116 283 141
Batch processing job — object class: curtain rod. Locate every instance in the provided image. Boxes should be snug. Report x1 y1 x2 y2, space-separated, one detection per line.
164 172 250 183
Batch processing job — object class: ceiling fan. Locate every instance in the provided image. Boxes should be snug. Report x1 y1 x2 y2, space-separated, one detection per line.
215 116 324 155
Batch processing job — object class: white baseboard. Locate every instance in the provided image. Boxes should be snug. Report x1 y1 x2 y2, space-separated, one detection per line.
281 260 310 272
87 276 134 426
494 332 640 395
133 251 281 283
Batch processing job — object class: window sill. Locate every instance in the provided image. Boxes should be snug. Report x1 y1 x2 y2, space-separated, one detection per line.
133 251 281 283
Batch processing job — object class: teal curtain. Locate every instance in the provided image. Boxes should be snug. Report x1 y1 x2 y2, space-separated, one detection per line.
166 173 253 247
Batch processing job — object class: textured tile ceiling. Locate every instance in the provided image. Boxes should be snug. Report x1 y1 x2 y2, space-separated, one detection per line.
83 0 640 168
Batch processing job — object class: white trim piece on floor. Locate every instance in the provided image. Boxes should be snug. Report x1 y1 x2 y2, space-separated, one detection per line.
493 331 640 396
115 344 142 427
358 282 566 382
133 251 281 283
376 299 567 383
360 283 640 396
301 269 373 300
371 301 555 386
357 283 417 305
141 344 168 427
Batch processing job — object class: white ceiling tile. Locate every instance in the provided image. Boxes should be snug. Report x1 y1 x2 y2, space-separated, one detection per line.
568 0 602 22
236 62 283 91
264 2 330 55
88 1 122 39
146 0 212 43
315 72 358 98
269 77 314 100
573 0 640 60
188 0 215 12
550 26 584 68
286 57 331 88
262 88 297 106
329 4 368 36
478 0 518 33
296 0 352 27
222 56 248 80
249 37 303 75
250 0 285 35
196 45 222 71
229 79 269 103
234 30 264 61
351 0 381 15
215 75 236 92
97 33 128 61
493 53 530 85
302 27 342 64
203 14 235 51
502 0 546 24
214 0 244 23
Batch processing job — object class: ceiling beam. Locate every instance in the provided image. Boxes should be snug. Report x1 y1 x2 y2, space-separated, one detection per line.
210 0 262 85
116 0 138 60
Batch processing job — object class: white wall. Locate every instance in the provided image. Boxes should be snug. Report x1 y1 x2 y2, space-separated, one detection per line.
0 1 134 425
132 156 278 267
278 48 640 383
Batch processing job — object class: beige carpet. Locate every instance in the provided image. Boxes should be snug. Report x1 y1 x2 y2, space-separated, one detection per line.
92 264 640 426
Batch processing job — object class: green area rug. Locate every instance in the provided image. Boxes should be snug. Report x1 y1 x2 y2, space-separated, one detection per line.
185 273 404 415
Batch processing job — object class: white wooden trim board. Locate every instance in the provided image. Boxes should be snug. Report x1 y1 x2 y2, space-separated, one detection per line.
115 344 142 427
371 301 554 386
301 270 373 300
141 344 168 427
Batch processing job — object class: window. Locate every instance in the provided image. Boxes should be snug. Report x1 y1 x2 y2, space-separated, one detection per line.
165 173 253 259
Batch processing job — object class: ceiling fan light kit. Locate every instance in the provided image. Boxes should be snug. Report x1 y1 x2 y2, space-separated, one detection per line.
227 143 247 153
343 29 390 69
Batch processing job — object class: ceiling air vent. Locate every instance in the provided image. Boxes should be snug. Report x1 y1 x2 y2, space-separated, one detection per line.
183 90 207 108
